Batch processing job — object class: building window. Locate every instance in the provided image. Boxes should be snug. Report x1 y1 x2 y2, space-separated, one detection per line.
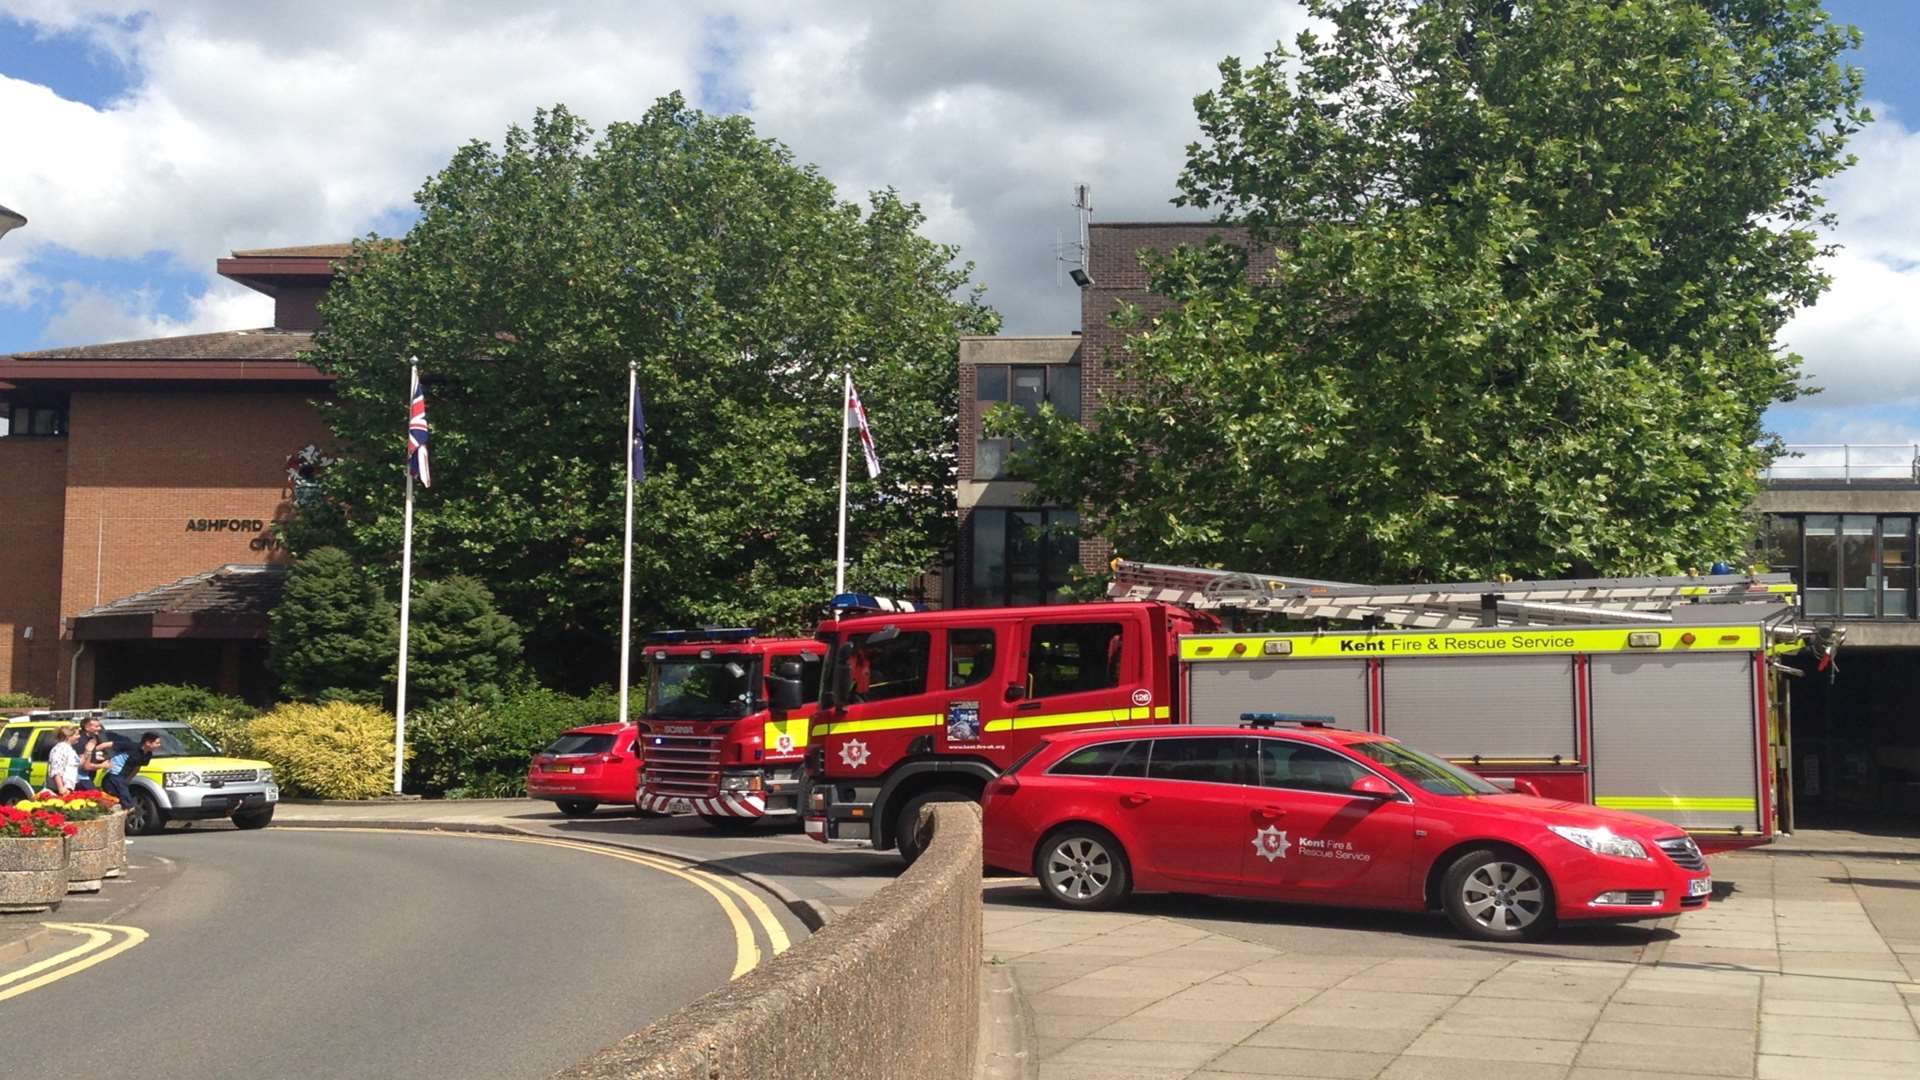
1766 513 1916 619
2 403 67 438
973 364 1081 480
969 508 1080 606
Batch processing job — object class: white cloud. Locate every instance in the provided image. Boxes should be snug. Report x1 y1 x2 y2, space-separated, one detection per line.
39 277 270 346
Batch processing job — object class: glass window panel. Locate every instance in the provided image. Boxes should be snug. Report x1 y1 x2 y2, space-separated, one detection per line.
1258 741 1371 794
1763 515 1800 578
1008 511 1043 606
1883 517 1915 618
947 628 997 689
1048 366 1081 421
1011 367 1045 415
1145 737 1256 786
1048 741 1138 777
30 408 57 436
970 510 1007 606
975 365 1007 402
1110 739 1152 778
1045 510 1080 603
1804 515 1837 592
973 438 1010 480
1842 515 1875 616
1027 621 1125 698
847 631 931 703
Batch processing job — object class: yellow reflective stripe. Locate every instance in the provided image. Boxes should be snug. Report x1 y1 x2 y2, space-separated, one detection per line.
1182 625 1764 661
1595 796 1756 812
813 714 942 736
1153 706 1170 719
984 705 1156 734
762 716 809 750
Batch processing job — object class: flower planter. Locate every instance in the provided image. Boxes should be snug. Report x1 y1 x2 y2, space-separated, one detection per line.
66 816 111 893
0 834 68 913
105 808 128 878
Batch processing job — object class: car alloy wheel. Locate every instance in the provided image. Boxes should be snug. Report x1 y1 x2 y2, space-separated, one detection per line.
1460 860 1545 933
1045 835 1115 903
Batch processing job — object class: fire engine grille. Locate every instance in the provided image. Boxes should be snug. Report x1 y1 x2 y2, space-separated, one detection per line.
1656 837 1707 872
643 734 724 798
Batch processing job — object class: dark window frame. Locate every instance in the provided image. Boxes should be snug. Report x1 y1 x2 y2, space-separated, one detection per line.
973 363 1082 480
969 507 1081 607
1763 513 1917 620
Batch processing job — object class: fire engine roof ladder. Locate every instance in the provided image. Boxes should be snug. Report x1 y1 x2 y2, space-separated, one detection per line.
1106 560 1799 630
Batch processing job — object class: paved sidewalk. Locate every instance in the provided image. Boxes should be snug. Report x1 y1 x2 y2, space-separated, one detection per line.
985 842 1920 1079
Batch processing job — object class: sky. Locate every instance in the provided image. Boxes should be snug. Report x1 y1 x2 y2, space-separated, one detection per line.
0 0 1915 465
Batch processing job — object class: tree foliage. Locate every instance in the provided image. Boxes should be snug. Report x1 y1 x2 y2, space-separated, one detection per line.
1004 0 1865 581
293 96 998 686
268 547 395 702
406 575 524 704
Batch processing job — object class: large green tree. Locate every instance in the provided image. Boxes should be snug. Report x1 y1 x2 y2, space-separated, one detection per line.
268 546 395 701
1005 0 1865 582
294 96 997 686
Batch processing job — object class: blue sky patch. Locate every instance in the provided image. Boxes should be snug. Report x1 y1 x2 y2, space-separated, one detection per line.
0 13 139 108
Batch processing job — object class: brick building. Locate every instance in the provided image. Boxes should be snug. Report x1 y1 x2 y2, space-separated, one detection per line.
955 222 1262 605
0 245 341 706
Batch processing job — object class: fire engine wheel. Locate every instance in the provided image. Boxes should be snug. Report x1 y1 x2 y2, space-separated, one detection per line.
1036 826 1131 911
1442 848 1555 942
555 799 598 817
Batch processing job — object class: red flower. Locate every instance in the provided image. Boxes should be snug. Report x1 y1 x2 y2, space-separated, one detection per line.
62 825 76 837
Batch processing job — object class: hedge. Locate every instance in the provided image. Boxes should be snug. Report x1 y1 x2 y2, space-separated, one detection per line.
247 701 398 800
406 686 620 798
107 684 256 723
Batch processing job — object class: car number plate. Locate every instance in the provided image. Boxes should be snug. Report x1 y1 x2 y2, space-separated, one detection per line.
545 765 572 772
667 798 694 813
1688 877 1713 898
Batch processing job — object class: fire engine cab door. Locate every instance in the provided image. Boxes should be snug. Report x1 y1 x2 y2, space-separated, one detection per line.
1244 740 1415 903
936 625 1016 758
998 613 1152 763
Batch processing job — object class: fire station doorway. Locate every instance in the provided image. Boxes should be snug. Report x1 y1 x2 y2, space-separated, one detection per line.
1785 647 1920 827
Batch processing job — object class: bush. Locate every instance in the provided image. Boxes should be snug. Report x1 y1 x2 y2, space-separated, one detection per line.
407 575 525 704
247 701 398 800
405 686 618 798
187 711 257 759
107 684 255 723
0 692 50 709
269 547 395 702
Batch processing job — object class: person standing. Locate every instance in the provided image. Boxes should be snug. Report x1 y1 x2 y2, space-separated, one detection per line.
46 725 83 796
102 731 161 811
75 717 117 792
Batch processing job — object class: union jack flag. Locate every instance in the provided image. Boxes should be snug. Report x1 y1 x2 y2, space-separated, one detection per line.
848 378 880 479
408 363 432 488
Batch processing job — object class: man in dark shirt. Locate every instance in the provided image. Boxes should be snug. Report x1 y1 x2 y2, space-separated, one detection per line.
102 731 161 812
75 717 118 791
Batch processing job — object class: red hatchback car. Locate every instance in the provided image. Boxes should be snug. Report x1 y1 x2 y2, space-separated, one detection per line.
526 724 641 816
981 723 1712 942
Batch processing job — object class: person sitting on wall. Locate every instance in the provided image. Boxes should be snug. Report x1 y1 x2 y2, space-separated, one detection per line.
46 725 83 796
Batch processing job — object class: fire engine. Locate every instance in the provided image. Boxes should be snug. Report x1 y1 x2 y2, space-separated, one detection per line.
632 629 824 828
805 562 1835 860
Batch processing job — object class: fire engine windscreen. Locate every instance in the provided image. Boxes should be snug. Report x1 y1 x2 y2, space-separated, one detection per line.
648 655 756 719
1349 740 1504 797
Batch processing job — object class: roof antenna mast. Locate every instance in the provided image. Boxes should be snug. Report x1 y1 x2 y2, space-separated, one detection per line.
1056 183 1094 289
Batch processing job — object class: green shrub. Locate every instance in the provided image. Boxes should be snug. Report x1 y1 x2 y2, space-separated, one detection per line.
248 701 397 800
0 692 50 709
107 684 256 723
269 547 395 702
187 711 257 759
405 686 619 798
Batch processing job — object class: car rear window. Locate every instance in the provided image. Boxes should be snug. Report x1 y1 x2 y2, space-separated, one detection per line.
543 734 615 756
1047 740 1144 777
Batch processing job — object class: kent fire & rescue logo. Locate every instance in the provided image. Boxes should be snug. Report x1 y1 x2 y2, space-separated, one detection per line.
839 738 871 769
1252 825 1291 862
776 733 795 754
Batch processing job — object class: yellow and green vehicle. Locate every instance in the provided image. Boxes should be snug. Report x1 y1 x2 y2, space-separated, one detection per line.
0 711 278 835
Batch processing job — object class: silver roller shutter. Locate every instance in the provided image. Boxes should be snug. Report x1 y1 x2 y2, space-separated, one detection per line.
1590 652 1760 833
1186 659 1368 731
1381 655 1577 761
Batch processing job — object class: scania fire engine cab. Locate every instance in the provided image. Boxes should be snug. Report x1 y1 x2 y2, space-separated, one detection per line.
634 629 823 828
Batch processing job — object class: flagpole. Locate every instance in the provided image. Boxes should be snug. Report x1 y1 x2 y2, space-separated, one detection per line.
393 368 418 796
618 361 637 726
835 368 850 596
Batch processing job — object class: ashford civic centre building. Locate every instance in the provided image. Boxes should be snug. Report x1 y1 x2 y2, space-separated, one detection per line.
0 245 342 707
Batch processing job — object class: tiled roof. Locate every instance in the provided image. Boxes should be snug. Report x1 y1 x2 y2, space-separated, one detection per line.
76 565 289 621
229 243 357 258
6 328 314 363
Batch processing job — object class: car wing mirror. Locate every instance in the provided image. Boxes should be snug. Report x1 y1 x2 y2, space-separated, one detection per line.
1349 774 1397 799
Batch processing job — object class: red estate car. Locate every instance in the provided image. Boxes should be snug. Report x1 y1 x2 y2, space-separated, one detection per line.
526 724 641 817
981 723 1712 942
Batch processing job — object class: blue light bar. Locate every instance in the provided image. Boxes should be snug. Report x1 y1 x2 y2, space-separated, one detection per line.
643 627 760 645
829 593 925 614
1239 712 1337 729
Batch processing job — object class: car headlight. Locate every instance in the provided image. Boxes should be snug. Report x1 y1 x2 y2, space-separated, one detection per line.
1550 825 1649 860
257 768 274 784
164 770 203 788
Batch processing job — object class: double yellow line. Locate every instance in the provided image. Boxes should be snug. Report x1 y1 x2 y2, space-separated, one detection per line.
290 828 793 979
0 922 149 1002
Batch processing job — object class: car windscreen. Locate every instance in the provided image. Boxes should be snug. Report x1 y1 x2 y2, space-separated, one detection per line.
112 727 221 758
542 733 615 757
1349 739 1503 796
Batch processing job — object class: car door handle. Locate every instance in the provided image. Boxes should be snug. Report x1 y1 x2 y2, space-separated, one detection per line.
1017 702 1044 711
1120 792 1152 808
1252 807 1287 821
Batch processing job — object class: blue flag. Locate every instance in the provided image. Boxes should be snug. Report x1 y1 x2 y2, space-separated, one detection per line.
631 380 646 482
